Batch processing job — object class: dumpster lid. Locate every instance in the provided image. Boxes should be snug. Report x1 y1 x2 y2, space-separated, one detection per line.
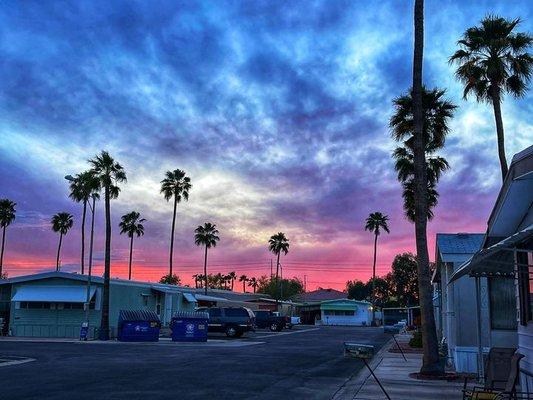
118 310 161 323
172 311 209 319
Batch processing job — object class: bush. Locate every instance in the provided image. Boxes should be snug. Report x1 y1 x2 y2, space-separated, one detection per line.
409 331 422 348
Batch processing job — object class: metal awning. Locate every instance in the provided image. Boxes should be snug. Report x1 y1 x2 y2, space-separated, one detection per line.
12 286 96 303
449 224 533 283
195 294 227 302
182 293 197 303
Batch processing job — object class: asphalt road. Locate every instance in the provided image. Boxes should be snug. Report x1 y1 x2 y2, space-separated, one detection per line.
0 326 389 400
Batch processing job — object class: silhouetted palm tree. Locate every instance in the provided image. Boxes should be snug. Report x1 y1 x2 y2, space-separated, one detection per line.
194 222 220 295
268 232 289 307
0 199 16 277
450 15 533 181
161 169 191 277
390 87 455 221
89 151 126 341
365 212 390 323
411 0 442 374
228 271 237 291
51 212 74 271
248 277 258 293
239 274 248 293
68 171 100 274
119 211 145 280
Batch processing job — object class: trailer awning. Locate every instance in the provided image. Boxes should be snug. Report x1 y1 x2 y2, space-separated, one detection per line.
449 224 533 283
182 293 197 303
11 286 96 303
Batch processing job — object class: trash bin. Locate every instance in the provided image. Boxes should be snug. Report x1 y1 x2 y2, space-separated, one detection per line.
117 310 161 342
170 311 209 342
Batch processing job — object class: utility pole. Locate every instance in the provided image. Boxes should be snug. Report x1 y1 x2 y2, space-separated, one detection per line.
304 275 307 292
280 264 283 301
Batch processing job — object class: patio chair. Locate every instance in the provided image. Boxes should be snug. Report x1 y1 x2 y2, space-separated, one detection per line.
463 352 524 400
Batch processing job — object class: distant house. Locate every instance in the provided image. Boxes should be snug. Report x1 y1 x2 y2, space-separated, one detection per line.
318 299 373 326
432 233 490 373
293 288 347 302
450 145 532 384
0 271 265 338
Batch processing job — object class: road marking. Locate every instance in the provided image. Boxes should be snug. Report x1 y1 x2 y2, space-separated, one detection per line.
0 357 36 367
253 328 319 339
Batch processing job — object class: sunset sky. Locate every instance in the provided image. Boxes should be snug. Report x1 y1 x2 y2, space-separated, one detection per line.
1 1 532 290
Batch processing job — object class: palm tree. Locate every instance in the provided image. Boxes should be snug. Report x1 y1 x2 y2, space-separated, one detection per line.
239 274 248 293
192 274 200 288
268 232 290 307
0 199 16 277
89 151 126 341
119 211 145 280
161 169 192 277
248 277 258 293
228 271 237 291
194 222 220 295
450 15 533 181
68 171 100 274
411 0 442 374
365 212 390 324
51 212 74 271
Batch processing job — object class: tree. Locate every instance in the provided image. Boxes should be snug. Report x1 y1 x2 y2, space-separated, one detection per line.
411 0 442 374
68 171 100 274
390 87 456 221
346 280 370 300
89 151 126 341
160 169 192 277
256 276 303 300
194 222 220 295
239 274 248 292
119 211 145 280
51 212 74 271
450 15 533 181
192 274 200 288
268 232 290 307
0 199 16 278
248 277 258 293
364 212 390 323
228 271 237 291
160 274 181 285
390 253 419 306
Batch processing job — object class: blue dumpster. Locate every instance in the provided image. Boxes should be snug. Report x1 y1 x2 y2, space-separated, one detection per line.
170 311 209 342
117 310 161 342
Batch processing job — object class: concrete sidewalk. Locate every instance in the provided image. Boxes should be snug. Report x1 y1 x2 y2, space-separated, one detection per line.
334 336 464 400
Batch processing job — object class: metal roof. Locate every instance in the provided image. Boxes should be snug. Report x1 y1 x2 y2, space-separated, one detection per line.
11 286 96 303
436 233 484 262
182 293 197 303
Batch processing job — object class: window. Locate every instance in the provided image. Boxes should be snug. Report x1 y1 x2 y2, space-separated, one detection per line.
20 302 51 309
208 308 221 317
518 250 533 325
490 278 517 330
225 308 247 317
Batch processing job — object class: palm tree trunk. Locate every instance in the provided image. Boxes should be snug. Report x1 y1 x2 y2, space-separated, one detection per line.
81 200 87 274
128 235 134 280
203 245 208 296
490 87 509 181
243 281 246 293
169 196 178 276
371 233 378 324
56 233 63 271
0 225 6 277
99 185 111 340
275 252 281 308
412 0 442 374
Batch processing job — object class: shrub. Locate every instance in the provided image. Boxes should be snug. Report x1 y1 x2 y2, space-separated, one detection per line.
409 331 423 348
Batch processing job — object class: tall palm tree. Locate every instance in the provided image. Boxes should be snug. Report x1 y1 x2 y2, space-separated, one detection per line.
450 15 533 181
239 274 248 293
119 211 145 280
68 171 100 274
0 199 16 277
89 151 126 341
248 277 258 293
161 169 192 277
411 0 442 374
365 212 390 324
51 212 74 271
228 271 237 291
268 232 290 307
194 222 220 295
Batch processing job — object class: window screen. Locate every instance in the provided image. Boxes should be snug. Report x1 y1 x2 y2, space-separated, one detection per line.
490 278 517 330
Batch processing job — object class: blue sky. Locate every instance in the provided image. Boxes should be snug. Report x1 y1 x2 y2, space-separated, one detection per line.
0 1 531 288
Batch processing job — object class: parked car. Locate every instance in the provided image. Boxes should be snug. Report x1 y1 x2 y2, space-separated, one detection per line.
255 310 289 331
289 316 301 329
197 306 255 338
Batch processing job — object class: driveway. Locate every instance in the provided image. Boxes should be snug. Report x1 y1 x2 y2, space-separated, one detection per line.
0 326 389 400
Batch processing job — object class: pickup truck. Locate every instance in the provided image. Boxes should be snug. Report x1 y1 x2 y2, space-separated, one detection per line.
197 306 256 338
254 310 289 332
